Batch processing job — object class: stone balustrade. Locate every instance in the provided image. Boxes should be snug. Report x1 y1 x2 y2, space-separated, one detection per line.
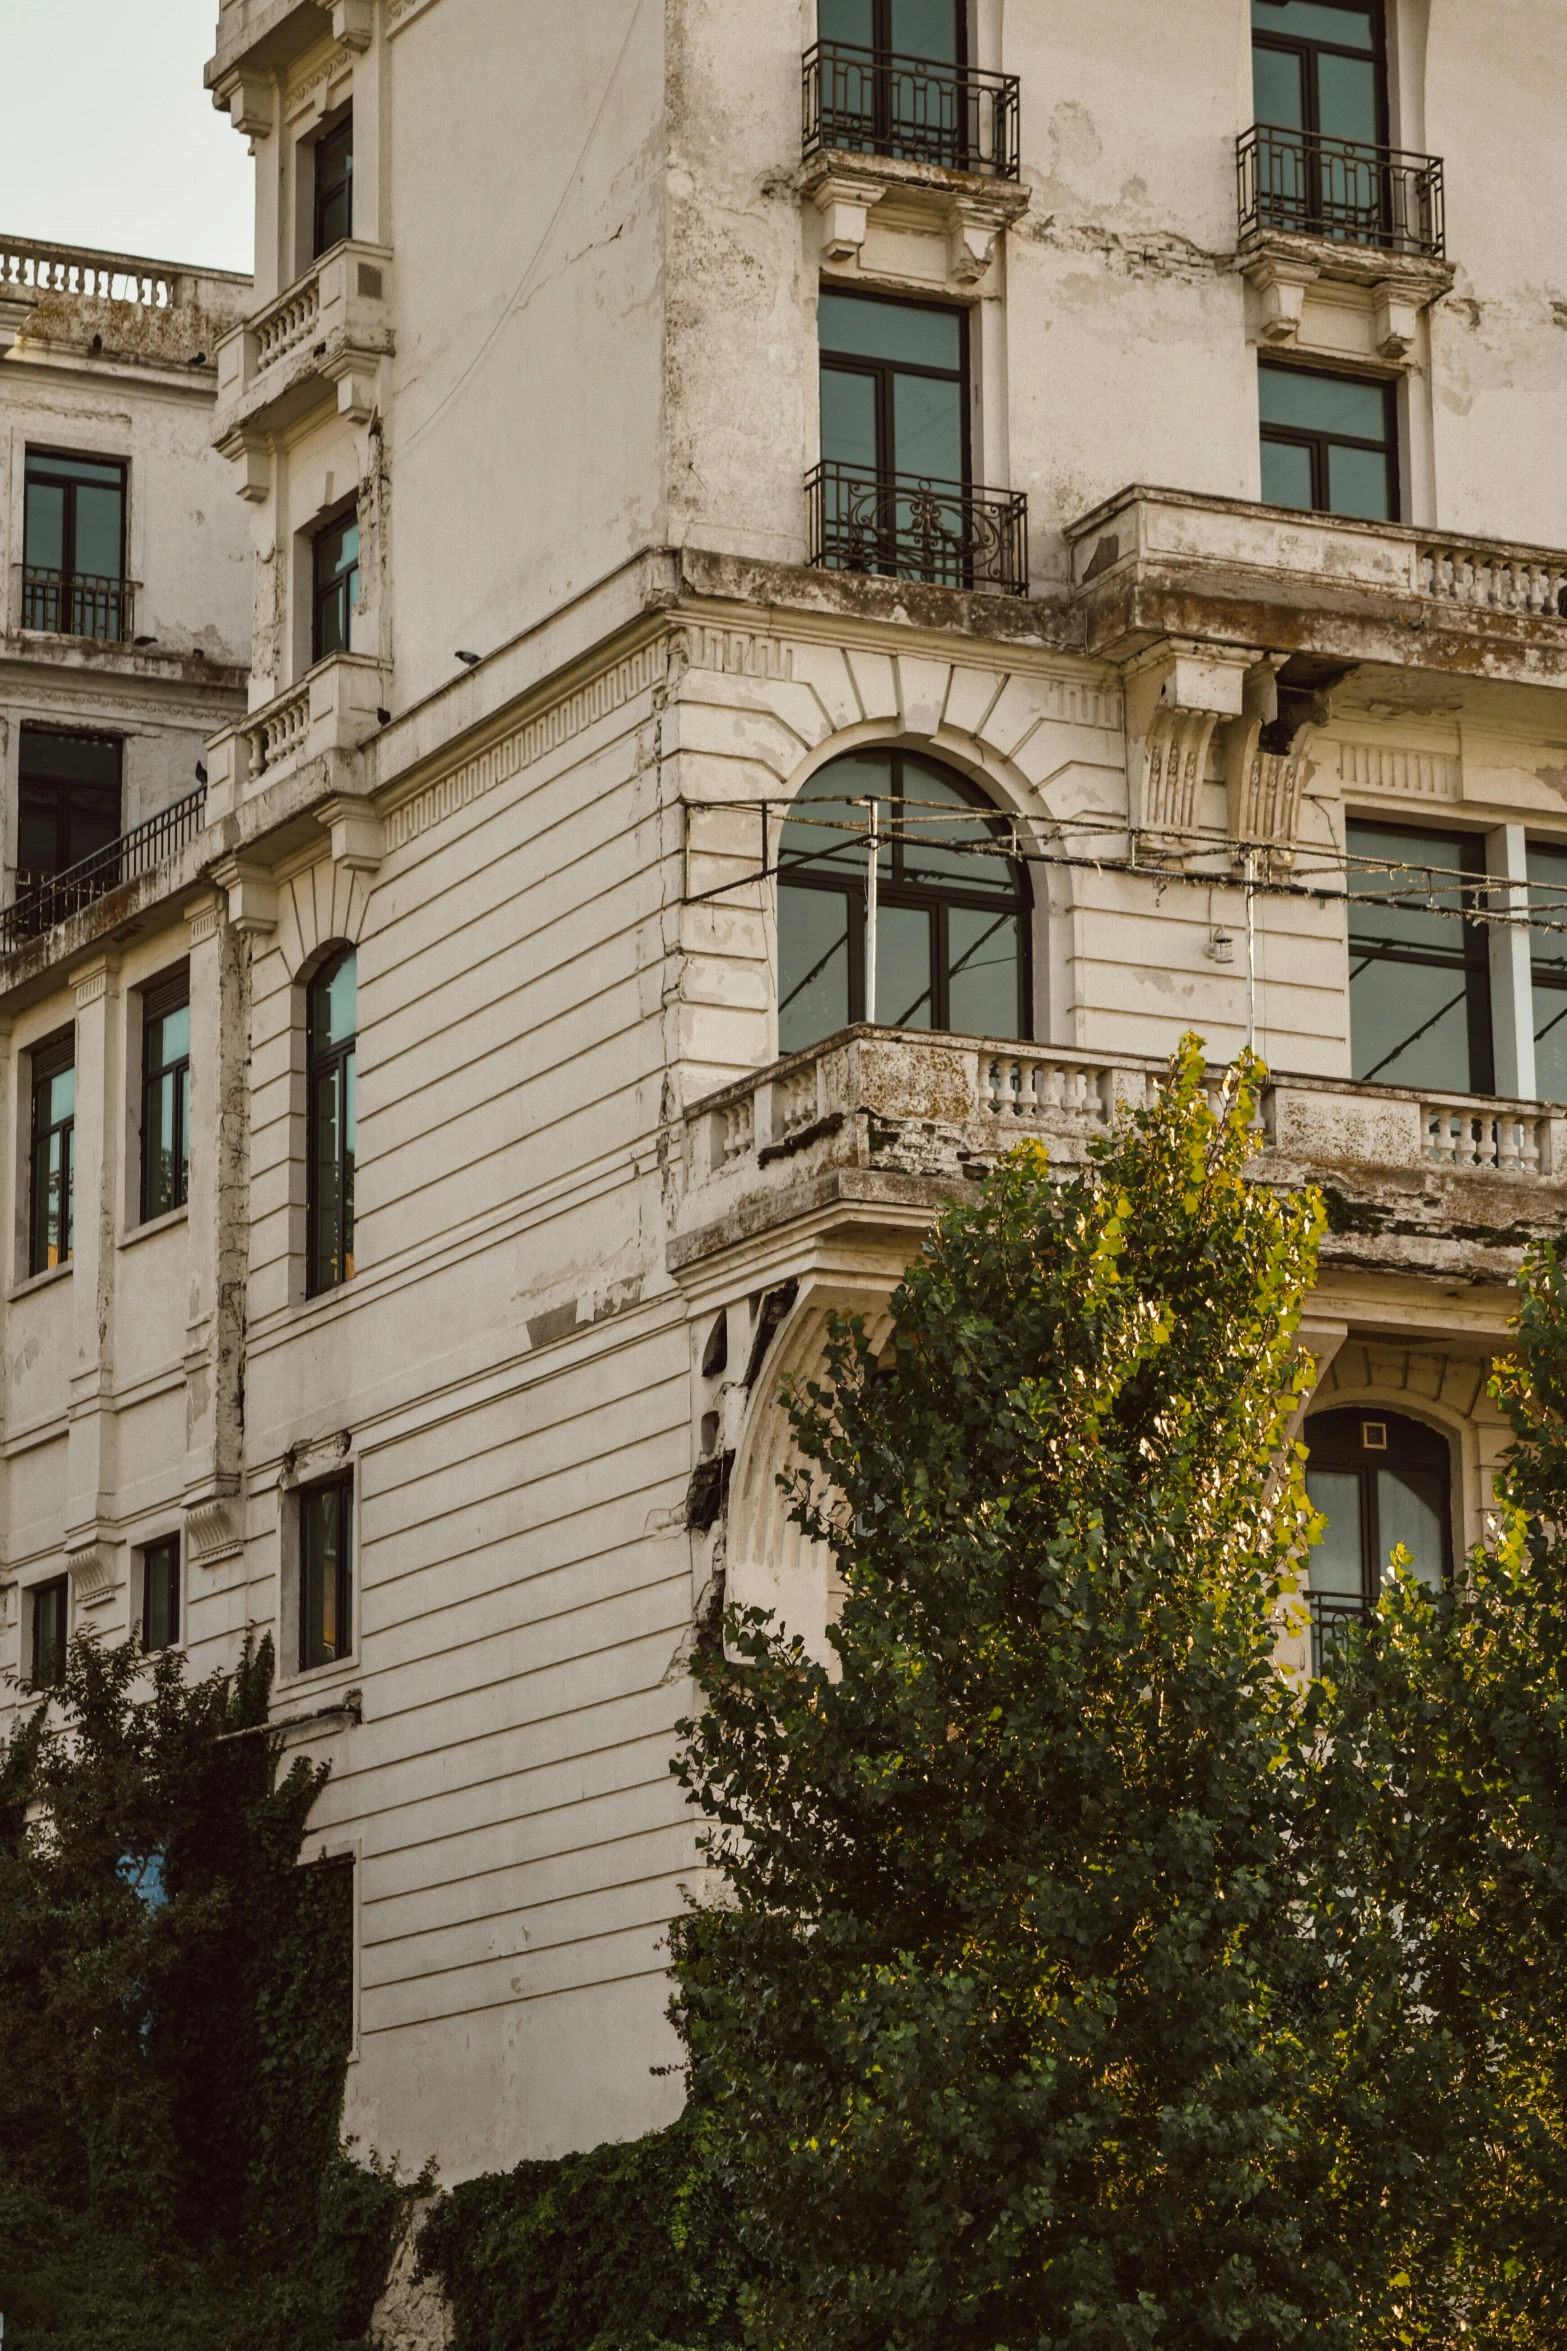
214 241 394 441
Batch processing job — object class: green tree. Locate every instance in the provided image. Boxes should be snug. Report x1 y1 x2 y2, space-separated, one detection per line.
0 1633 405 2350
672 1042 1376 2348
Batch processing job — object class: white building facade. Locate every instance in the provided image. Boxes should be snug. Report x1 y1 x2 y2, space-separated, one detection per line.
2 0 1566 2183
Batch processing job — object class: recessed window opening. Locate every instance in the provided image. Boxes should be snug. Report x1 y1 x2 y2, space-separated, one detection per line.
29 1032 76 1277
22 449 128 639
1260 363 1397 520
16 729 122 889
313 110 354 257
307 948 357 1296
311 508 359 663
141 972 191 1223
778 747 1029 1054
814 0 967 168
1304 1405 1450 1674
141 1536 181 1652
1252 1 1384 145
30 1576 69 1690
1525 840 1567 1104
1346 821 1493 1095
299 1476 353 1671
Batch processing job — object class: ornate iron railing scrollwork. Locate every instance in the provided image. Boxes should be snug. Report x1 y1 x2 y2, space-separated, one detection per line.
806 461 1028 596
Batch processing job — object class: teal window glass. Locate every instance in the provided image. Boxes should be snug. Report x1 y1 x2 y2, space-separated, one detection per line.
1346 821 1493 1093
1526 841 1567 1101
29 1035 75 1276
1260 362 1395 520
307 949 357 1294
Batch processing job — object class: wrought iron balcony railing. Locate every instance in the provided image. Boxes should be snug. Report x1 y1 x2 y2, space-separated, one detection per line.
1308 1590 1369 1678
20 565 135 643
1 783 207 951
802 40 1020 180
806 461 1028 595
1238 124 1445 260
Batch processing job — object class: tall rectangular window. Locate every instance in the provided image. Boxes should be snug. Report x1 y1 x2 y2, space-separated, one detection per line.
16 730 122 888
821 289 967 487
1526 840 1567 1102
1252 0 1384 146
307 949 357 1295
312 510 359 663
1347 822 1494 1094
815 0 967 166
299 1478 353 1671
30 1034 76 1276
22 450 128 639
141 1536 181 1652
31 1577 69 1689
141 973 191 1222
313 111 353 256
1259 362 1397 520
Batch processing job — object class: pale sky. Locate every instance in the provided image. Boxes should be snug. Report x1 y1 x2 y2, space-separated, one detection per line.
0 0 254 275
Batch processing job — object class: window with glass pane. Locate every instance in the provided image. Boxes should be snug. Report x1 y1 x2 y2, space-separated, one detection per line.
818 292 971 584
312 510 359 662
778 748 1029 1053
300 1478 353 1671
816 0 965 164
1251 1 1383 142
16 729 122 887
1526 840 1567 1102
1346 821 1493 1093
30 1577 69 1689
1259 363 1396 519
141 1536 181 1651
141 973 191 1223
22 450 127 638
30 1034 75 1276
1304 1407 1449 1674
313 111 353 256
307 949 357 1295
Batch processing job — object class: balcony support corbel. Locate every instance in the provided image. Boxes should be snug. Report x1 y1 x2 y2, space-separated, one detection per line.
944 189 1026 285
1243 252 1319 345
804 166 886 262
1122 639 1257 860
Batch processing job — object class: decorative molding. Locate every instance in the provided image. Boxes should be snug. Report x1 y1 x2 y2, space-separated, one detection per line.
1338 739 1461 803
285 41 355 115
1022 670 1124 732
317 793 385 872
185 1494 244 1566
1122 640 1255 855
675 628 794 682
384 641 664 853
70 952 118 1009
65 1538 118 1608
387 0 442 29
212 855 280 935
186 899 222 948
803 167 886 262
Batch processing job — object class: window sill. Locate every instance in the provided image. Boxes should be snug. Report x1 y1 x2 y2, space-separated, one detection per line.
9 1261 73 1302
119 1204 189 1249
272 1658 361 1705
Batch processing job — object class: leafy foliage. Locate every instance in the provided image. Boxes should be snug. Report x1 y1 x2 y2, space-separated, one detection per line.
672 1042 1367 2347
0 1633 407 2349
417 2105 743 2351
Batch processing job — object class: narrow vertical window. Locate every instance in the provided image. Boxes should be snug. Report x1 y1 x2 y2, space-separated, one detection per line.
299 1477 353 1670
141 1536 181 1651
22 450 128 639
1303 1407 1450 1674
31 1576 69 1689
313 111 354 257
1526 840 1567 1103
307 949 357 1296
312 509 360 662
30 1034 76 1276
1346 822 1493 1094
16 730 122 888
141 973 191 1223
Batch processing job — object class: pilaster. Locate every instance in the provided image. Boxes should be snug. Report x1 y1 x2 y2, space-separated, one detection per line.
182 895 252 1571
64 951 122 1610
1487 825 1536 1103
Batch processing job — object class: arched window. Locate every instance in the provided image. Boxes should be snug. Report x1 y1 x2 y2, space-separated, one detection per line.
1303 1406 1451 1673
777 748 1029 1055
307 948 357 1296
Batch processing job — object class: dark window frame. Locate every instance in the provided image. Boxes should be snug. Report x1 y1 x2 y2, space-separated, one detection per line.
1346 818 1495 1094
140 969 192 1225
30 1575 69 1689
21 448 129 639
141 1535 181 1652
824 0 968 69
312 108 354 258
1259 360 1399 520
1251 0 1388 144
1526 838 1567 1100
779 748 1032 1039
1304 1404 1452 1669
16 727 123 888
29 1030 76 1278
311 506 360 665
298 1474 354 1673
820 287 972 491
306 947 357 1297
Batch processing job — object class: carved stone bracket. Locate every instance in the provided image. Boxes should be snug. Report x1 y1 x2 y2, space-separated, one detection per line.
185 1493 244 1568
1239 235 1453 363
318 793 385 873
65 1537 119 1609
804 168 886 262
945 190 1030 285
1121 640 1257 858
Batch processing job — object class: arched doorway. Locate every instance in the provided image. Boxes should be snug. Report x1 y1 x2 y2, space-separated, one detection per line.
777 747 1030 1054
1302 1406 1452 1672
